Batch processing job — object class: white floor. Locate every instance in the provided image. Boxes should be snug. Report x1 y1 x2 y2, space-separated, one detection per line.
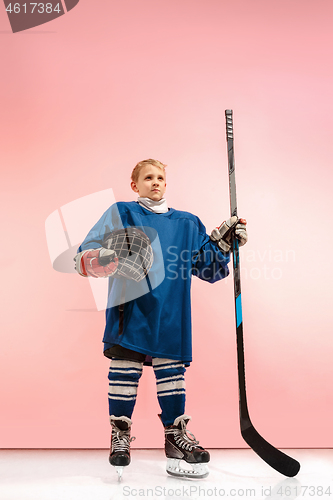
0 449 332 500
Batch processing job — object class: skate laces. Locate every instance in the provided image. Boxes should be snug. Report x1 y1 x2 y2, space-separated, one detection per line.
112 427 136 453
166 419 199 451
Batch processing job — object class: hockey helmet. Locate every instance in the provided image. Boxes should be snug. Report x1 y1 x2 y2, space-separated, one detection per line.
103 227 153 282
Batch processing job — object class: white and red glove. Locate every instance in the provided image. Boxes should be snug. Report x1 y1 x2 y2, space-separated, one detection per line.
210 216 248 252
74 248 119 278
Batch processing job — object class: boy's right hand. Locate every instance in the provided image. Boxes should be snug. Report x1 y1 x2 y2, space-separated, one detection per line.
74 248 119 278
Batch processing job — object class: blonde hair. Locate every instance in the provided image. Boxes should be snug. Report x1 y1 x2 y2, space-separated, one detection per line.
131 159 167 183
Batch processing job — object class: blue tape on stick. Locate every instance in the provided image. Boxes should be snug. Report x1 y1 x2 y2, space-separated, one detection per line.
236 294 242 327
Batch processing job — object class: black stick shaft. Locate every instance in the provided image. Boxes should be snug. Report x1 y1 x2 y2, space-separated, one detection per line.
224 109 300 477
225 109 249 423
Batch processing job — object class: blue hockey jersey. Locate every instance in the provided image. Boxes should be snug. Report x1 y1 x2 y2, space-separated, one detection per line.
78 201 230 365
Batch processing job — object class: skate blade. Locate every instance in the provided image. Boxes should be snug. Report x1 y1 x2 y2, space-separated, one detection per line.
166 458 209 479
115 466 124 481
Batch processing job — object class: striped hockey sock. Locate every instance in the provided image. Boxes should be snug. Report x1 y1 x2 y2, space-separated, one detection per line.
152 358 186 426
108 358 143 419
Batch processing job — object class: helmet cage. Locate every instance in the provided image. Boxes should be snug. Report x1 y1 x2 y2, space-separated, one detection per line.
103 227 153 282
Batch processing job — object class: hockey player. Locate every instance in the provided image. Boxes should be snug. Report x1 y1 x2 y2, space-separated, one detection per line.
74 159 247 479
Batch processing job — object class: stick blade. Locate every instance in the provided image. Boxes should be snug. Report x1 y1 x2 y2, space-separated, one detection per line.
241 423 300 477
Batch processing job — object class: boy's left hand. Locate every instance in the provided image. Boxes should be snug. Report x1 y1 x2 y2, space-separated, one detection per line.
210 216 248 252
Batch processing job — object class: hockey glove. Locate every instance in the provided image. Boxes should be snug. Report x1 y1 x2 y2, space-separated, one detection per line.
74 248 119 278
210 216 248 252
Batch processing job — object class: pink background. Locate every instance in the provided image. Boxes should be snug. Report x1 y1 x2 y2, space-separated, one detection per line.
1 0 333 449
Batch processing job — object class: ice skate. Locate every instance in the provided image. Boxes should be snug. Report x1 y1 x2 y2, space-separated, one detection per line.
162 414 210 479
109 416 135 481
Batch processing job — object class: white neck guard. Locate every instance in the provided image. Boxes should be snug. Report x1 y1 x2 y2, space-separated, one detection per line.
137 197 169 213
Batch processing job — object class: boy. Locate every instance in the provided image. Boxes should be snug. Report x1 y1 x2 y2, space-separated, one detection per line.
75 159 247 479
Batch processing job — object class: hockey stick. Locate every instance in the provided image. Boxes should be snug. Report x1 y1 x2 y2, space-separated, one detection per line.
225 109 300 477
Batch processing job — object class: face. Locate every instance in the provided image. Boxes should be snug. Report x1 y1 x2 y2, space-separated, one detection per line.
131 165 166 201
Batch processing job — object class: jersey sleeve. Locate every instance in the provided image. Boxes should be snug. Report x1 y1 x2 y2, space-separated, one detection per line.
77 203 123 252
191 217 230 283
